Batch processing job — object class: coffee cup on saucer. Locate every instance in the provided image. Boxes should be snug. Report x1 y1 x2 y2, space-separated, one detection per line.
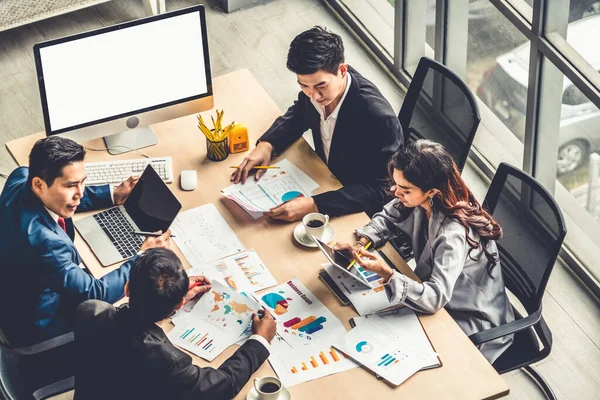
302 212 329 241
253 376 284 400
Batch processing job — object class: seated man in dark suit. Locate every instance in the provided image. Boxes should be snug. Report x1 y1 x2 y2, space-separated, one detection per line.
0 136 171 347
231 26 403 220
74 248 276 400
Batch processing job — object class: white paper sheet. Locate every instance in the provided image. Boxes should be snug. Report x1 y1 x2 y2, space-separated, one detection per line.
351 311 440 369
171 204 244 266
258 278 347 349
222 159 319 219
268 333 358 387
333 325 424 386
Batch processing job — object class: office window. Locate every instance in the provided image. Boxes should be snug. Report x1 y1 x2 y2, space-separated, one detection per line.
555 73 600 280
468 2 529 149
339 0 395 58
563 10 600 67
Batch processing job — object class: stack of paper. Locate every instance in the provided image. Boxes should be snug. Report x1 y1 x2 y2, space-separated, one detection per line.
168 281 262 361
351 310 440 370
333 325 424 386
221 159 319 219
259 278 357 387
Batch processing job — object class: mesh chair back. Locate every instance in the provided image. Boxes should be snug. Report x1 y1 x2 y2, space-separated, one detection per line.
484 163 567 314
399 57 480 171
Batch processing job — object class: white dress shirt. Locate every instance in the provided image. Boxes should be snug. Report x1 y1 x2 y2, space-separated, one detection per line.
310 72 352 163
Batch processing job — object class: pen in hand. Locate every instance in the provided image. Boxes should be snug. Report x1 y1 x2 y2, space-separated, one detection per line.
347 242 372 270
132 231 176 238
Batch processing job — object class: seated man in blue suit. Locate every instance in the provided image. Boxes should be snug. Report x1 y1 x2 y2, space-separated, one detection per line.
231 26 403 220
0 136 172 347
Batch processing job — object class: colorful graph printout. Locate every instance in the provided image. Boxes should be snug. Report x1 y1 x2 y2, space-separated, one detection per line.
167 315 224 361
268 335 357 387
333 325 424 386
259 279 346 349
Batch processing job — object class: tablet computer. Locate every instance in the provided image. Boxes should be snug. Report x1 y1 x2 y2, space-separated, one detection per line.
312 236 374 288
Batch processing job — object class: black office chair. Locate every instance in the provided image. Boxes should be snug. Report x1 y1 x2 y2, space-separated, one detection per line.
398 57 480 171
0 330 75 400
391 57 482 261
469 162 567 400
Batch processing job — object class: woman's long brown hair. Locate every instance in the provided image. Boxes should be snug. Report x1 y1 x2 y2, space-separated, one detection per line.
389 140 502 273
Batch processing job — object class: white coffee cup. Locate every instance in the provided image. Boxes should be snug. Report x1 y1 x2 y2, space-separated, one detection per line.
253 376 283 400
302 212 329 241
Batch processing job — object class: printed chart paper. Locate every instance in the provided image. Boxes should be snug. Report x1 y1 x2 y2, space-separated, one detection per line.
333 325 424 386
258 279 347 349
268 334 358 387
168 281 262 361
172 204 244 266
222 159 319 219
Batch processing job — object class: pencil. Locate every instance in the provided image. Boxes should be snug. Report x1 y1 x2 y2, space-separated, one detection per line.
347 242 372 269
229 166 280 169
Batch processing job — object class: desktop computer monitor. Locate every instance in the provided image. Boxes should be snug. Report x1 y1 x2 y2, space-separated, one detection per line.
33 5 213 155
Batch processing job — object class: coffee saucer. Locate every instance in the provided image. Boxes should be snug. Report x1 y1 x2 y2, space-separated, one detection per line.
246 386 291 400
293 223 335 248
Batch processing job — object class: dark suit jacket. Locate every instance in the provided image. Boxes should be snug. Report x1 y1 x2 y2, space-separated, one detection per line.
74 300 270 400
0 167 133 346
260 66 403 217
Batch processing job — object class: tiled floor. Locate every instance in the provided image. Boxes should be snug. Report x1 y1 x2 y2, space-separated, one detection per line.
1 1 598 399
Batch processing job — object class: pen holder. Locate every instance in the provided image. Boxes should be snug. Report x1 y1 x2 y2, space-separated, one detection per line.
206 136 229 162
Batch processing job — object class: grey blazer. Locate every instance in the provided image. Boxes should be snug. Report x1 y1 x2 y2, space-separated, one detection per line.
356 199 514 364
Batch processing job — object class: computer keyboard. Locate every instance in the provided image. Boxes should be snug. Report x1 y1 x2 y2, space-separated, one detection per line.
93 207 144 258
84 157 173 185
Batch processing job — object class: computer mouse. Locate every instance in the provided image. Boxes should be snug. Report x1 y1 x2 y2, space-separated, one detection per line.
180 170 197 191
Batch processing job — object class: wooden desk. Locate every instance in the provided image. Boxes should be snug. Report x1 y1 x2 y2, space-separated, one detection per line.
6 69 508 400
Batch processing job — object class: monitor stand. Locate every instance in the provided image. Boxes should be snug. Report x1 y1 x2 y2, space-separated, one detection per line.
103 127 159 155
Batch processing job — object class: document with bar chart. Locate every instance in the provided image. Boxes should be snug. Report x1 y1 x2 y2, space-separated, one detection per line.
333 325 424 386
259 278 346 349
268 335 358 387
167 314 225 361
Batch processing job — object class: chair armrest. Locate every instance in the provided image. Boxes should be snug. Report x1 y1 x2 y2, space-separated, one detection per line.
469 307 542 346
10 331 74 356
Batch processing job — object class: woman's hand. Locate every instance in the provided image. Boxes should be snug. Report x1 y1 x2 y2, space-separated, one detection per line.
352 249 394 281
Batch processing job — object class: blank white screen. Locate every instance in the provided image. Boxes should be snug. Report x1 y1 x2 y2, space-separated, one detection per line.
39 11 207 131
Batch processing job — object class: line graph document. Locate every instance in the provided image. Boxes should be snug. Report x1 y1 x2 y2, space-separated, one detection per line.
172 204 245 266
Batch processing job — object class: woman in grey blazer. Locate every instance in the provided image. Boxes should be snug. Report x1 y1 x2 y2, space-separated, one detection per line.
336 139 514 363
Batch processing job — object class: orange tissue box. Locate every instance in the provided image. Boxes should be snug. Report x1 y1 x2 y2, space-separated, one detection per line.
228 123 250 153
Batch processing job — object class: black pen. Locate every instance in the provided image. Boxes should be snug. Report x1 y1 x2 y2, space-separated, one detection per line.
132 231 176 238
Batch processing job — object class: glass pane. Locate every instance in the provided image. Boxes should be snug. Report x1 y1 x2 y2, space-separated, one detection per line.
555 76 600 280
425 0 436 51
564 4 600 67
340 0 395 57
468 2 529 144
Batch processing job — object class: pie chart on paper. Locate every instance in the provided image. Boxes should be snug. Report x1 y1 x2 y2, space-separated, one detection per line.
281 191 304 202
356 340 374 353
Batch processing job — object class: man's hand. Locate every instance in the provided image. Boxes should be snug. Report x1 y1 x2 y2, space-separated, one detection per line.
139 229 172 251
184 276 212 304
352 249 394 281
113 176 140 205
251 309 276 343
265 197 317 222
230 142 274 184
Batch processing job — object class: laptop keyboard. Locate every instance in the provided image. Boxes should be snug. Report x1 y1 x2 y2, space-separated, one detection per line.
93 207 144 259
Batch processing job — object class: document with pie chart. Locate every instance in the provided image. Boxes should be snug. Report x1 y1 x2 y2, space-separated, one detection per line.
333 325 424 386
259 278 346 349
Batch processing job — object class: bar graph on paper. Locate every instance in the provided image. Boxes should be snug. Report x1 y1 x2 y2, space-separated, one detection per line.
167 316 223 361
268 341 357 387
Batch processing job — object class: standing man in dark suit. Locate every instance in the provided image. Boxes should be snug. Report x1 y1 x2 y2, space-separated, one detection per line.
231 26 403 220
75 248 276 400
0 136 171 347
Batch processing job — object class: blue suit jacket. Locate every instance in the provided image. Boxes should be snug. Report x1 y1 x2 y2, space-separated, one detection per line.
0 167 134 346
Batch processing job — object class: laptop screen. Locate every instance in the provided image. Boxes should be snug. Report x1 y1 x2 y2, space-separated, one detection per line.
124 165 182 232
